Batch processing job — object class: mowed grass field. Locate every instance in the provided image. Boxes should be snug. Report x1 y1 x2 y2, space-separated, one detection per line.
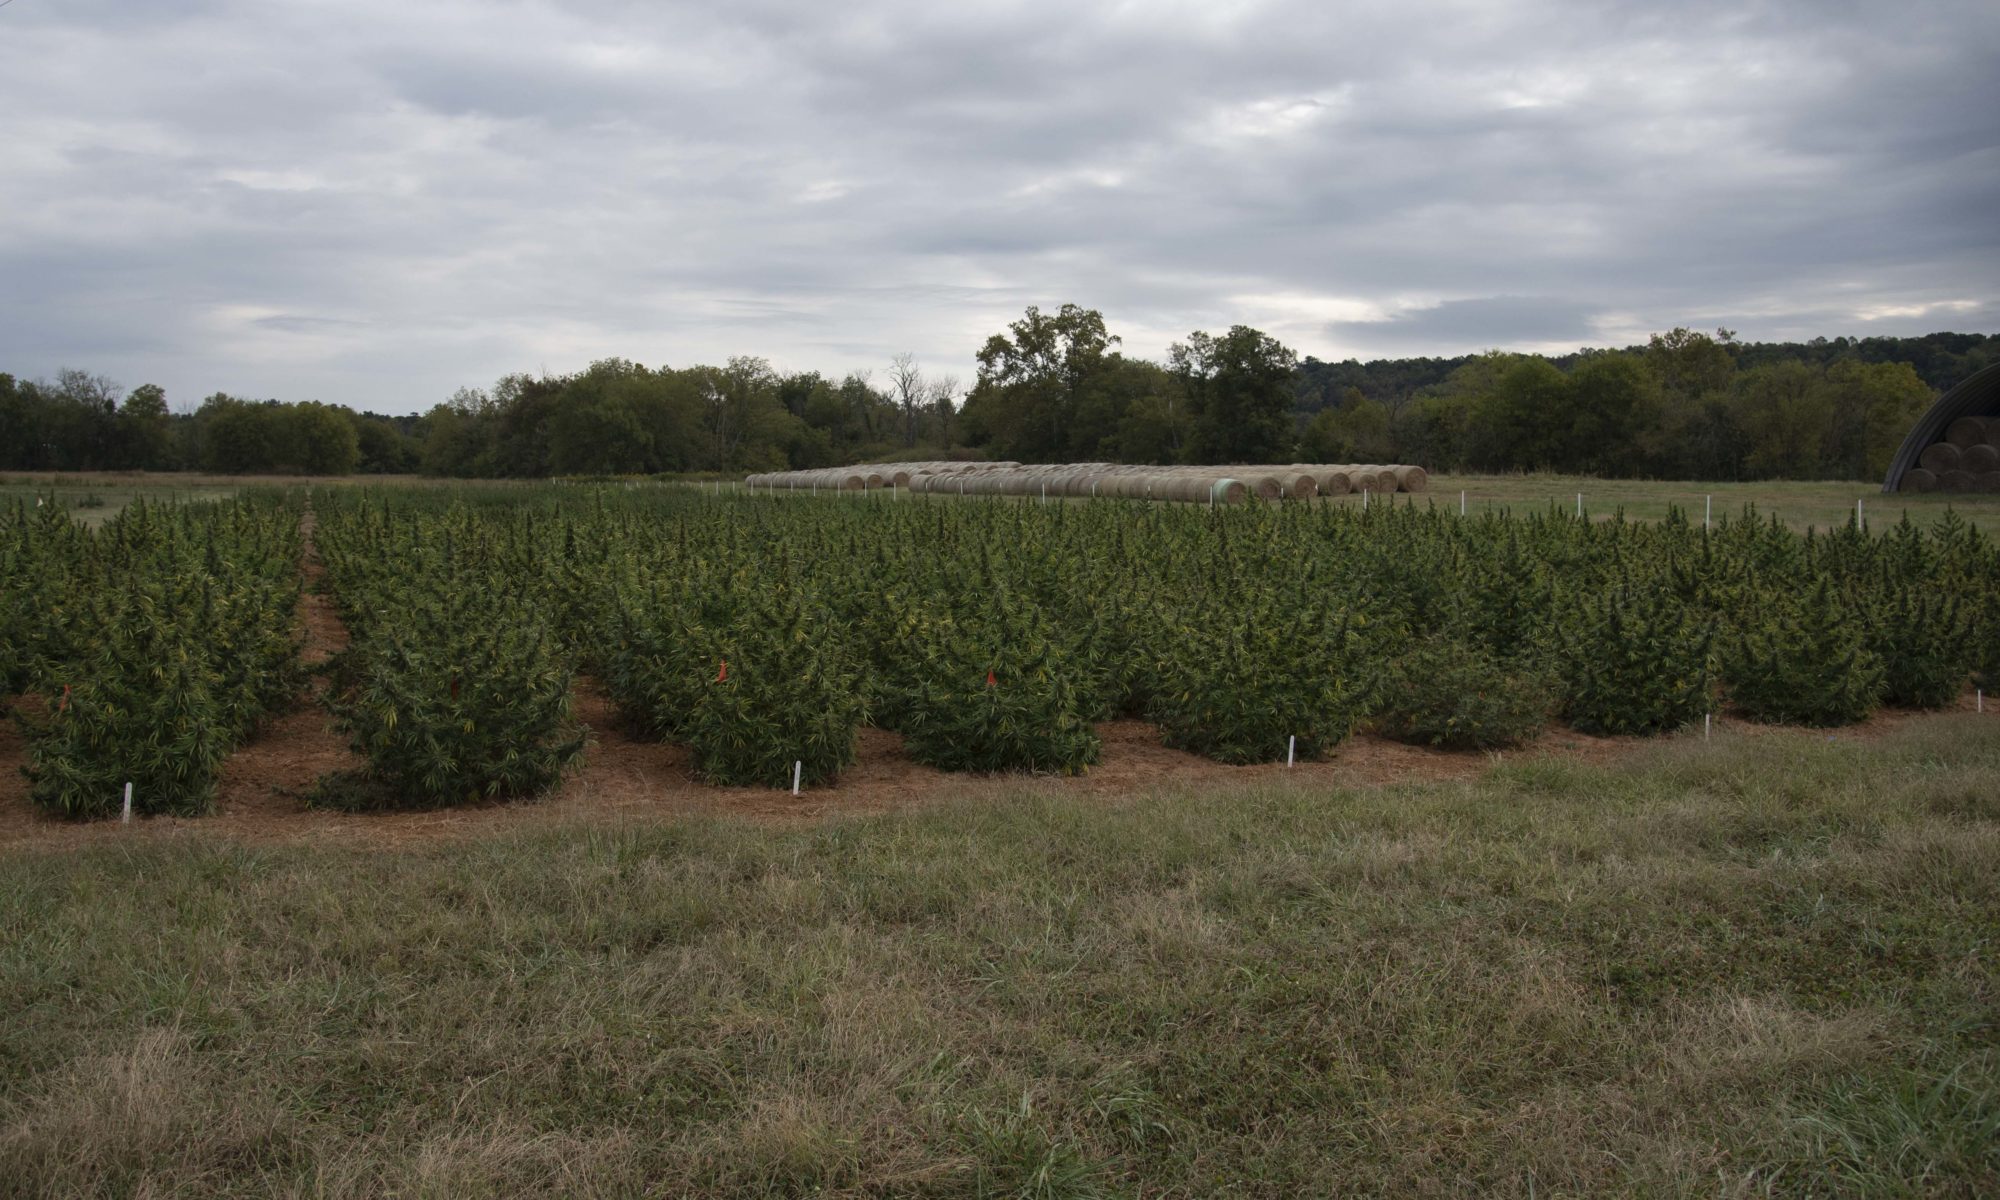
9 470 2000 533
3 718 1996 1196
1355 473 2000 535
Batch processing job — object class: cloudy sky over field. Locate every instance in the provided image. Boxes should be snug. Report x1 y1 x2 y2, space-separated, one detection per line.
2 0 1997 412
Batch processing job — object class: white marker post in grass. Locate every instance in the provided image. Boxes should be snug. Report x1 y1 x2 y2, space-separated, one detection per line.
1704 713 1712 742
792 761 802 796
1705 494 1712 530
1857 497 1864 526
1460 490 1467 516
1576 492 1583 518
1979 690 1985 713
121 781 133 823
1286 735 1296 767
1362 488 1369 511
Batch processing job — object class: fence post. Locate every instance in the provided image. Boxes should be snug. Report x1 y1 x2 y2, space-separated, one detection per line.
122 781 133 823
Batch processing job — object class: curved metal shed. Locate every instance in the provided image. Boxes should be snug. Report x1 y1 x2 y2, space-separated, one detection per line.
1882 361 2000 493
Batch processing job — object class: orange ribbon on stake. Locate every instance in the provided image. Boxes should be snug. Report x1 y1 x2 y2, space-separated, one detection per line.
716 659 728 683
58 684 70 713
986 669 997 688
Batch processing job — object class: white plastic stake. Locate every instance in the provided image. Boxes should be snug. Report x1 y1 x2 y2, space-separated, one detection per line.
1979 690 1985 713
792 760 802 796
1041 483 1047 504
1705 494 1712 530
1704 713 1711 742
1460 490 1466 516
1576 492 1583 518
1856 498 1863 526
121 781 133 823
1362 488 1369 511
1286 735 1296 767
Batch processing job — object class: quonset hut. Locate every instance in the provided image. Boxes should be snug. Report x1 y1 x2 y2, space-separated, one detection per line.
1882 361 2000 493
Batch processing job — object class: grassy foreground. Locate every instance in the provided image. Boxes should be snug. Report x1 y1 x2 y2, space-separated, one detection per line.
3 721 1998 1197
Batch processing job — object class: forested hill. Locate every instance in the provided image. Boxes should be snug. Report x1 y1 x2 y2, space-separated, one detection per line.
1293 330 1996 413
3 321 1993 483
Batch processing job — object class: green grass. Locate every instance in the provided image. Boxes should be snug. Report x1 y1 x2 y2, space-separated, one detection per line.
3 718 1996 1196
15 469 2000 533
0 477 239 526
1378 473 2000 534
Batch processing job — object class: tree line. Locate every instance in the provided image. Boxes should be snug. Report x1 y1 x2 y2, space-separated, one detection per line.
3 316 1989 481
0 371 420 475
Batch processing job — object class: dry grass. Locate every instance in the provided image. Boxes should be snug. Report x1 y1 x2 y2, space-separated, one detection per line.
1 718 1996 1196
13 469 2000 534
1346 472 2000 534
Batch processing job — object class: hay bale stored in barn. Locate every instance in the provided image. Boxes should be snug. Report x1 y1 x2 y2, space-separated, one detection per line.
1946 416 1990 447
1919 443 1962 473
1962 443 2000 473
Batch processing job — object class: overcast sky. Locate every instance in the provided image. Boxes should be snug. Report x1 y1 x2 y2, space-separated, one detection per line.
3 0 1997 414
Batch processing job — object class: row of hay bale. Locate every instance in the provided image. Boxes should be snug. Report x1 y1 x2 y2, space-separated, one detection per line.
744 461 1429 502
1902 417 2000 493
743 461 1021 491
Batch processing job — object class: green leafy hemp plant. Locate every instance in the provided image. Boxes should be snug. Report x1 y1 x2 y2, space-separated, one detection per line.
1562 584 1716 736
1374 635 1553 750
326 613 585 809
1725 578 1884 727
1872 586 1972 709
900 604 1101 775
1150 596 1369 765
24 653 230 820
681 596 867 788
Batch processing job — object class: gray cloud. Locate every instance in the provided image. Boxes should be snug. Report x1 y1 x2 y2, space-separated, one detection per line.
1 0 1996 412
1328 298 1602 351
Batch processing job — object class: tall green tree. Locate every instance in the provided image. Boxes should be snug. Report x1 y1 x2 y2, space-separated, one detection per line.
1469 358 1574 470
961 304 1119 460
1172 325 1298 464
116 383 173 470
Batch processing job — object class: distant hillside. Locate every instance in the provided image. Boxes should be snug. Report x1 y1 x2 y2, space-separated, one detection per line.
1294 331 1996 413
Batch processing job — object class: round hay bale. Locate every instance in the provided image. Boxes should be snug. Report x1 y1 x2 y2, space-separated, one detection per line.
1136 475 1225 504
863 471 886 489
1938 469 1978 492
1979 471 2000 493
890 470 913 488
1960 443 2000 473
1902 468 1937 493
1283 473 1319 500
1238 474 1284 502
1316 469 1352 496
1392 465 1429 493
1946 416 1989 448
1918 443 1962 473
